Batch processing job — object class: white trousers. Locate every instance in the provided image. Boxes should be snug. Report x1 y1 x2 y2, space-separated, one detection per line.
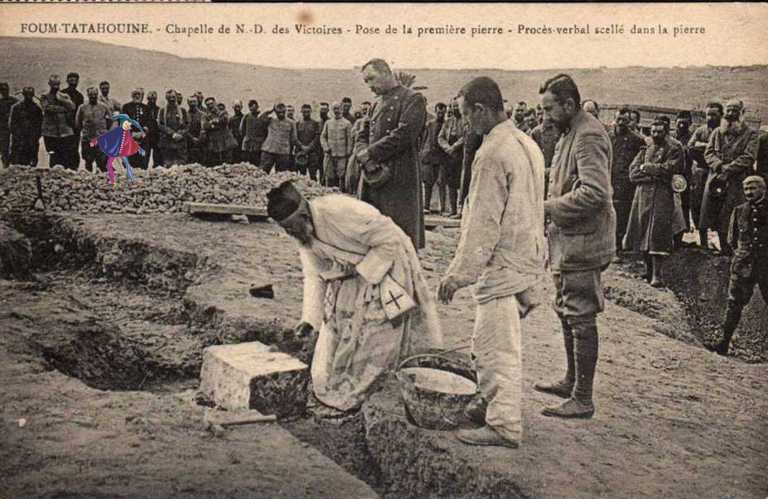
472 295 523 441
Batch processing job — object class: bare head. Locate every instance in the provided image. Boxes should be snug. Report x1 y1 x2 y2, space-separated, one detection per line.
361 58 397 96
457 76 507 136
539 74 581 131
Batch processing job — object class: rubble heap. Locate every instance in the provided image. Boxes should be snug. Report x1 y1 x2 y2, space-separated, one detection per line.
0 163 335 215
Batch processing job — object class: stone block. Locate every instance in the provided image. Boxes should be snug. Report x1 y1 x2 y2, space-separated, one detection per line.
199 342 309 418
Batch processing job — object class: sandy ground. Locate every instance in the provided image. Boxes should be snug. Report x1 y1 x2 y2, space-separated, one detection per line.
1 213 766 498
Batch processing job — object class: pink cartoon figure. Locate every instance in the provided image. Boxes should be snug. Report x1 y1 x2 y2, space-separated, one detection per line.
90 113 146 185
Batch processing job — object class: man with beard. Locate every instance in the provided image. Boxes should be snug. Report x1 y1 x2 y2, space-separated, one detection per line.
296 103 322 181
437 99 465 217
202 98 236 166
61 72 84 169
267 180 442 417
320 102 353 189
356 58 428 250
623 119 683 287
186 97 206 164
688 102 723 248
346 100 373 194
608 107 647 261
157 89 189 167
0 82 18 168
438 76 545 449
75 87 110 172
420 102 448 214
229 100 245 163
701 100 759 256
122 89 149 169
98 81 121 115
536 74 615 419
9 87 42 167
240 100 269 167
144 91 161 167
40 75 77 169
673 111 694 248
261 102 298 173
705 176 767 356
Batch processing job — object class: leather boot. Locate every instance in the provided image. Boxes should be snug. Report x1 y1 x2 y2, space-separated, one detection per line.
534 319 575 399
707 304 741 356
542 320 597 419
448 188 458 217
424 185 433 213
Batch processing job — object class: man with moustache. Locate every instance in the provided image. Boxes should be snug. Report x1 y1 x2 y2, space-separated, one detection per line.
341 97 356 125
260 102 298 173
157 89 189 167
266 180 442 417
688 102 724 248
535 74 615 420
437 99 465 217
40 75 77 169
356 58 427 249
420 102 448 214
0 82 18 168
61 72 84 169
701 100 759 256
240 100 269 167
98 81 121 114
296 103 322 181
122 89 150 169
75 87 110 172
512 101 528 131
705 176 767 356
9 87 42 167
608 107 647 261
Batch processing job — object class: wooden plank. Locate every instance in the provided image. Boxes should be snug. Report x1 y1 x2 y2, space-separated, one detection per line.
204 408 278 427
184 202 268 219
425 215 461 229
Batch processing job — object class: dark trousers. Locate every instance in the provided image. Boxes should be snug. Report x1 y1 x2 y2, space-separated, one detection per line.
244 149 261 167
44 136 77 169
727 257 768 311
81 140 106 172
205 149 232 167
260 151 292 174
10 135 39 166
146 141 162 167
66 133 80 169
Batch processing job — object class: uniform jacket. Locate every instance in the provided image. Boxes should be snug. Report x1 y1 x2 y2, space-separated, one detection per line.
296 118 321 158
609 126 647 204
40 92 76 138
240 111 271 152
202 108 237 153
531 121 560 170
360 84 427 250
261 116 297 155
545 110 616 272
158 105 189 150
728 196 768 278
9 100 42 140
0 96 19 135
622 136 683 254
419 117 446 165
320 117 352 157
229 112 245 149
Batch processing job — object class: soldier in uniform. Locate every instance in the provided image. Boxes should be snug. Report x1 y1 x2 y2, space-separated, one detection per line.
688 102 723 247
202 98 236 166
356 58 427 250
229 100 245 163
145 91 162 167
296 103 322 181
157 89 189 167
673 111 694 248
9 87 42 167
62 72 84 169
40 75 77 169
437 100 465 217
240 100 269 167
701 100 759 256
705 176 767 356
0 82 19 168
186 97 206 164
530 112 561 199
75 87 110 172
536 74 616 420
609 107 648 261
419 102 447 214
122 89 149 169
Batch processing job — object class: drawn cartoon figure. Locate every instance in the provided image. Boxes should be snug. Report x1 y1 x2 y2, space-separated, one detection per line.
90 113 146 185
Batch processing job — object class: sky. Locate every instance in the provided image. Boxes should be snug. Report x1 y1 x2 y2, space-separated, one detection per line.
1 3 767 71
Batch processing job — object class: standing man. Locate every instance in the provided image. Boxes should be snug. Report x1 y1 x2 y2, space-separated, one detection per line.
122 89 149 169
530 112 561 198
438 76 546 448
186 96 206 164
98 81 121 114
701 100 759 256
609 107 647 261
437 99 464 217
623 119 683 287
9 87 42 167
420 102 447 214
523 109 539 134
458 126 483 211
144 91 162 167
629 109 642 134
341 97 356 125
705 176 767 356
201 97 234 166
356 58 427 249
346 100 373 194
320 102 353 189
536 74 616 419
673 111 694 244
318 102 331 130
512 101 528 131
62 72 84 169
40 75 77 169
296 103 322 181
75 87 110 172
240 100 269 167
260 103 297 173
157 89 189 167
756 128 768 184
229 100 245 163
688 102 724 247
0 82 18 168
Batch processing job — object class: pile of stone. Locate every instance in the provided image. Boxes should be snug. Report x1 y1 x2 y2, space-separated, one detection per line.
0 163 334 215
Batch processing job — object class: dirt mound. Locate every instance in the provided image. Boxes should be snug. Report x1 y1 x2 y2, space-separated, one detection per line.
0 163 335 215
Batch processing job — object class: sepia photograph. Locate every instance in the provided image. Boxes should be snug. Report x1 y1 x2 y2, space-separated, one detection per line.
0 2 766 498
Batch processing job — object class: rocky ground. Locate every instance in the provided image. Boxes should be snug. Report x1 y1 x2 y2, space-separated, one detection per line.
0 207 766 498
